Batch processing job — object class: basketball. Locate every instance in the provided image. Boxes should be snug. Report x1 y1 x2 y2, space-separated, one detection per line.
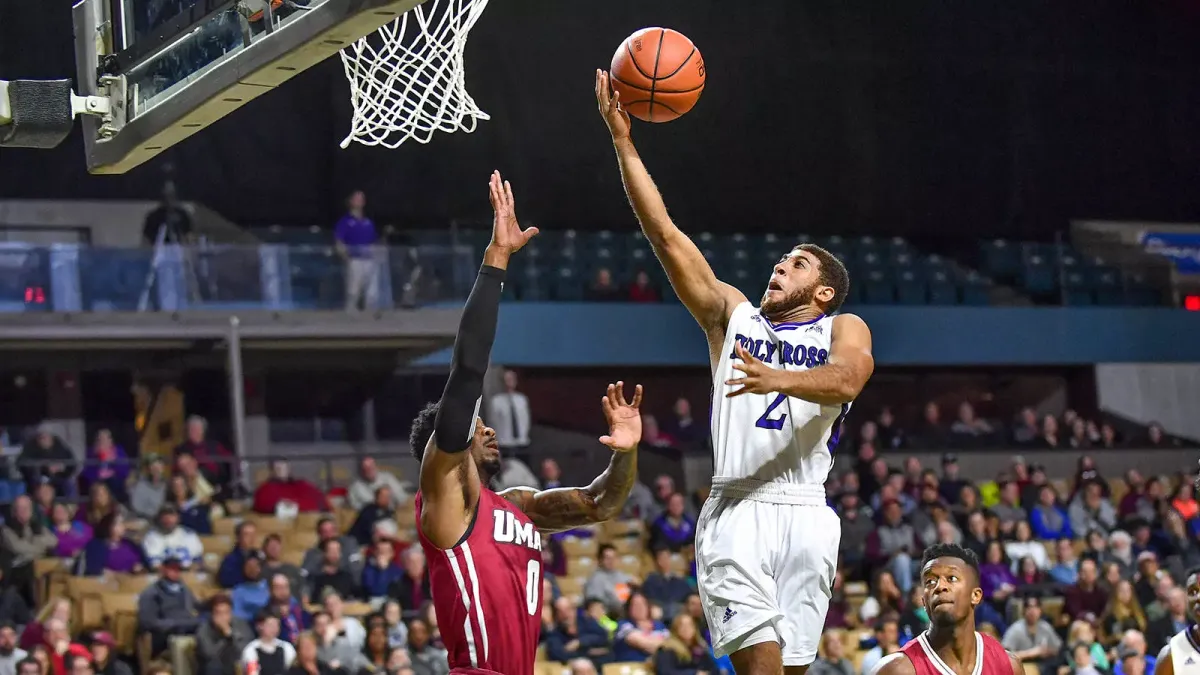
609 28 705 123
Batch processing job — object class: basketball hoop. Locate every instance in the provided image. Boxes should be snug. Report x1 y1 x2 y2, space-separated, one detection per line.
338 0 491 149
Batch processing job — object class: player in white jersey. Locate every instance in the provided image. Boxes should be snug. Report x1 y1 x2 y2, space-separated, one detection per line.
596 71 876 675
1154 567 1200 675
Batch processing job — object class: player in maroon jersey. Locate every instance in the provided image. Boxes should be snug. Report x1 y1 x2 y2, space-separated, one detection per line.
408 170 643 675
872 543 1022 675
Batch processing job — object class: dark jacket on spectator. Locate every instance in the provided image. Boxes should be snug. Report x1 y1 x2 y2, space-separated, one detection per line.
1063 583 1109 623
175 439 234 493
362 560 405 598
138 578 201 653
388 574 432 617
350 505 394 546
653 644 718 675
648 515 696 553
17 436 77 491
195 617 254 675
1029 505 1073 540
309 568 359 603
545 620 610 664
641 572 693 612
218 547 259 588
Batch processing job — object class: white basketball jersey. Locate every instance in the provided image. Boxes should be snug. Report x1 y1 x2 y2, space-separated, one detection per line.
1169 629 1200 675
709 302 849 486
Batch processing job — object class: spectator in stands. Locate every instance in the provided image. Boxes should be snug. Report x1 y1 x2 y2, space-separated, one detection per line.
648 493 695 553
405 618 447 675
351 486 396 546
166 474 213 535
26 646 50 675
264 574 306 644
78 430 130 504
939 455 968 506
196 594 253 675
362 539 403 604
1002 597 1062 675
809 631 853 675
232 555 270 622
262 535 305 600
142 505 204 570
1066 621 1110 673
322 591 366 650
310 540 360 603
79 483 124 530
285 632 335 675
950 401 993 445
242 611 296 675
835 490 871 574
0 621 28 675
253 461 329 516
142 179 193 245
387 646 413 675
1064 559 1109 627
1133 553 1163 606
13 658 38 675
1147 587 1187 653
1143 575 1176 622
1100 580 1147 646
219 521 260 588
175 415 234 497
979 541 1018 609
31 483 55 529
991 481 1027 537
612 592 669 662
859 569 904 626
1 495 56 603
917 401 949 448
130 456 168 521
335 190 381 312
1161 511 1199 579
627 270 659 303
1006 521 1051 571
860 616 902 674
1113 631 1154 675
386 547 429 618
44 622 89 675
1030 485 1073 541
302 518 361 580
664 398 703 451
312 611 353 671
653 613 714 675
584 545 636 616
18 598 70 651
348 458 408 512
361 624 392 674
1109 531 1137 579
1145 423 1172 448
49 503 92 559
1071 481 1118 536
1011 408 1040 446
86 631 130 675
1170 481 1198 521
539 459 563 489
138 555 201 655
17 424 77 496
864 499 920 594
1050 538 1081 585
585 268 622 302
641 548 691 617
383 601 408 648
489 370 531 456
898 585 930 642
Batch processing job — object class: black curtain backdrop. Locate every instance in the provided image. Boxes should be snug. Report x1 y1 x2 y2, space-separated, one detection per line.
2 1 1199 239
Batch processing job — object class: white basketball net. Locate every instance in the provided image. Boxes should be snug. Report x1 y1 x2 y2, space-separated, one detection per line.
338 0 490 149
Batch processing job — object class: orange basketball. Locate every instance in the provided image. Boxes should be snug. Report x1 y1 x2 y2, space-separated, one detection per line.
609 28 705 123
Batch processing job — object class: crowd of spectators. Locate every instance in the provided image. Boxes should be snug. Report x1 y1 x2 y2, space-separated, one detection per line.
0 397 1195 675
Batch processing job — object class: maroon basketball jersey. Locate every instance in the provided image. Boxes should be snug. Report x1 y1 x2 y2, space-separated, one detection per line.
900 631 1012 675
416 487 543 675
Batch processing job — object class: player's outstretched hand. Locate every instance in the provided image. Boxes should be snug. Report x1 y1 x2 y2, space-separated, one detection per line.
595 70 631 141
488 170 538 255
598 381 644 452
726 342 784 397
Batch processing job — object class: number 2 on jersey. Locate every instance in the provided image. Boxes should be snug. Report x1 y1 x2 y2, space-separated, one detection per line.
525 559 540 616
755 393 788 430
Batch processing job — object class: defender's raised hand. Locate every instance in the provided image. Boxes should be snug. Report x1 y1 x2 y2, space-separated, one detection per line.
598 381 644 452
595 70 631 141
488 170 538 256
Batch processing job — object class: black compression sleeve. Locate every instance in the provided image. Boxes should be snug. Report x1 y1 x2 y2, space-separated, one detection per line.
434 264 506 452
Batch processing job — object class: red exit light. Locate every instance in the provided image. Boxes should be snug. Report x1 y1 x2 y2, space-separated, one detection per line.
24 286 45 304
1186 295 1200 311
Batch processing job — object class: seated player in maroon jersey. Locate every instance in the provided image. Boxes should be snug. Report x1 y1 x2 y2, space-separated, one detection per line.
872 543 1023 675
407 170 644 675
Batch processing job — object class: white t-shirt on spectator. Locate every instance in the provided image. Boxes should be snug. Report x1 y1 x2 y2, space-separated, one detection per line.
241 638 296 667
142 526 204 569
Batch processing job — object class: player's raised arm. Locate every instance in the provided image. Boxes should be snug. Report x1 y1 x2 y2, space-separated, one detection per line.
500 382 643 533
1154 646 1174 675
419 171 538 549
595 69 745 337
726 313 874 405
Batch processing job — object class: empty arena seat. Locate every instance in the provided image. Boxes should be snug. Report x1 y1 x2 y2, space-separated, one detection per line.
519 266 547 301
1062 271 1093 305
981 239 1021 277
895 270 926 305
1021 255 1057 294
927 270 958 305
552 267 582 301
862 270 894 304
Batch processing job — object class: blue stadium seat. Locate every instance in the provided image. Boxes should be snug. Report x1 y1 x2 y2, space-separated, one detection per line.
889 252 916 270
927 270 958 305
728 268 760 300
587 230 619 253
553 267 582 301
980 239 1020 277
519 267 546 301
1062 271 1093 305
959 278 991 306
862 269 894 304
895 270 927 305
1021 255 1057 294
411 229 453 246
627 248 654 276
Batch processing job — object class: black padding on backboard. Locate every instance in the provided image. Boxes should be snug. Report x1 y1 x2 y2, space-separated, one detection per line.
0 79 75 149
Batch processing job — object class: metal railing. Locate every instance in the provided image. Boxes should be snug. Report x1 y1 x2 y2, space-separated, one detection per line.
0 242 476 313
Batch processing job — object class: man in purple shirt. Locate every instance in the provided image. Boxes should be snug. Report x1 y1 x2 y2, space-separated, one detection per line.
334 190 380 310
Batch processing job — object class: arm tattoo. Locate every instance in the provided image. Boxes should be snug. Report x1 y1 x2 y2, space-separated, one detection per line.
511 449 638 533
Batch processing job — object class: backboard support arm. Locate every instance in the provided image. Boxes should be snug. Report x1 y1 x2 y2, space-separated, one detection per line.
0 79 112 149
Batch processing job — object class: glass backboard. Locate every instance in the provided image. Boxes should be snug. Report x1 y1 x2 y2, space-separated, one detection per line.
72 0 426 174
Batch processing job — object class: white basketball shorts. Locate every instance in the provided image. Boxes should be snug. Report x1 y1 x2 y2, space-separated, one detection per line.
694 478 840 667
